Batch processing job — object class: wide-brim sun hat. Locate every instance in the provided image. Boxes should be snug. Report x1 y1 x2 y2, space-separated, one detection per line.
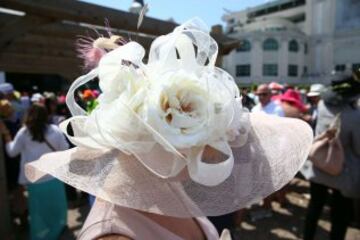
26 18 313 218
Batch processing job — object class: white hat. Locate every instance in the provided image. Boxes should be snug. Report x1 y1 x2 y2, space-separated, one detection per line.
31 93 44 102
307 84 325 97
26 18 313 218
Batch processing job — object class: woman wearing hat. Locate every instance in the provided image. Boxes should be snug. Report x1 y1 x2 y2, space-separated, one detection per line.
279 89 307 118
26 18 313 239
302 72 360 240
306 84 325 129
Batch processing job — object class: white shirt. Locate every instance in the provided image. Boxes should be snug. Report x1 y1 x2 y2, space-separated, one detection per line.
251 100 285 117
6 124 69 185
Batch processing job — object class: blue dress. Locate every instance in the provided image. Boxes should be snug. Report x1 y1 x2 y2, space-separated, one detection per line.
27 178 67 240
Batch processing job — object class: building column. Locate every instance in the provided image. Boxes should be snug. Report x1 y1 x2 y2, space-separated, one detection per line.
279 36 289 84
251 37 262 84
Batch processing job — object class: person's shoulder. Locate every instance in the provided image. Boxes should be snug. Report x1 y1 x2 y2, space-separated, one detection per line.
17 126 28 136
47 124 63 135
12 126 29 141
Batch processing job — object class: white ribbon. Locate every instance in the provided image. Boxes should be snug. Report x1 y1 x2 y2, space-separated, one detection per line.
60 18 249 187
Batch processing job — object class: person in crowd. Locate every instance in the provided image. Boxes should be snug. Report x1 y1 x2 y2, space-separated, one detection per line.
306 84 325 129
248 85 257 104
251 84 285 117
252 88 308 221
0 83 24 224
248 84 286 221
0 98 14 120
268 81 284 97
0 83 25 125
0 104 69 240
30 93 45 104
240 87 255 110
20 92 31 114
44 92 65 125
0 98 18 189
279 89 307 118
57 93 71 119
302 71 360 240
261 89 309 212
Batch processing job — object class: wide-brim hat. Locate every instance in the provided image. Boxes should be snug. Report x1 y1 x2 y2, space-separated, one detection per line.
26 18 313 218
27 112 312 217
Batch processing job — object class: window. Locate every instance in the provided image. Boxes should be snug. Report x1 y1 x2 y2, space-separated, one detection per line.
236 65 251 77
289 40 299 52
335 64 346 72
291 14 306 23
228 27 235 33
236 39 251 52
263 64 278 76
304 43 308 54
303 66 308 75
288 65 298 77
263 38 279 51
353 63 360 71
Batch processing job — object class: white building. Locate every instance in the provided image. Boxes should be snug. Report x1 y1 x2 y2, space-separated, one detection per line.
306 0 360 82
222 0 360 85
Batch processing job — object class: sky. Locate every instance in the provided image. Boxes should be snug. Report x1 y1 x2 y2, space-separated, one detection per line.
81 0 271 26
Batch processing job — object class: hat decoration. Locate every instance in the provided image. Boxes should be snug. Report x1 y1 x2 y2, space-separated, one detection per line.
59 18 249 187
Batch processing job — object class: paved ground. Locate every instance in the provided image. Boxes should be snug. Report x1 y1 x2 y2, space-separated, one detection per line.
11 178 360 239
232 178 360 240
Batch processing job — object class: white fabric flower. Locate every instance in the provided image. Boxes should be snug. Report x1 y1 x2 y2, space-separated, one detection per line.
60 18 249 187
